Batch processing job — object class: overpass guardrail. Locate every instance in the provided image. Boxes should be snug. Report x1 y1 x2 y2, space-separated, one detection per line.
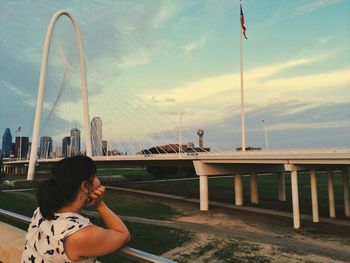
0 208 177 263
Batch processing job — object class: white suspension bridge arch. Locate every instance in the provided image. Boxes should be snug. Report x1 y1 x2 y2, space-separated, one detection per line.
27 10 92 180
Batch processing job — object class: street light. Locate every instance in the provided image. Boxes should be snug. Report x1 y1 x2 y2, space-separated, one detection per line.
262 120 269 151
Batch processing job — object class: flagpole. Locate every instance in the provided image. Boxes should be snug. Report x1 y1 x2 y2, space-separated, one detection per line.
240 1 246 152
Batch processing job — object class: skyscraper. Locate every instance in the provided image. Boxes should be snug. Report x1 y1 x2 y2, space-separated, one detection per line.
39 136 52 158
102 140 107 156
2 128 12 157
71 128 81 156
62 136 71 158
91 117 103 156
15 136 29 158
53 146 62 158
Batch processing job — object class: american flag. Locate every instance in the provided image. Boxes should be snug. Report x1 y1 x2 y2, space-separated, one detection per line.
16 126 21 133
240 2 247 39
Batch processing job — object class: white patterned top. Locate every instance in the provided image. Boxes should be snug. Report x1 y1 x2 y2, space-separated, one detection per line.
22 207 96 263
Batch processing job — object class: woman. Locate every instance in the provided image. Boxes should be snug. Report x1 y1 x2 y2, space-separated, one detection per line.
22 155 130 262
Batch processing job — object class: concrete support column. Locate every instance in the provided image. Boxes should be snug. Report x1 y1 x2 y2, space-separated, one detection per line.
199 175 209 211
250 173 258 204
291 170 300 229
343 167 350 217
278 172 286 201
235 174 243 206
327 170 336 218
310 169 319 223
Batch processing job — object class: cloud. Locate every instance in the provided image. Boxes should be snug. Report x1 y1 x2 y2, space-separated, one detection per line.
0 80 30 98
268 0 343 25
152 0 177 28
296 0 343 15
140 52 350 132
117 48 154 70
270 120 350 131
183 37 207 53
318 36 331 45
166 97 176 103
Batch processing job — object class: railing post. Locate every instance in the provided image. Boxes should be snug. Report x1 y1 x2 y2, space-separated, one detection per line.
199 175 209 211
310 169 319 223
291 170 300 229
235 174 243 206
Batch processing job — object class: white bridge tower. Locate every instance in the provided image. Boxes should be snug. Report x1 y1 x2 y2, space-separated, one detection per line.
27 10 92 180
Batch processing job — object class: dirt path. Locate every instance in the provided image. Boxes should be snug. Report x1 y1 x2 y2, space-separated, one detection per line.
82 209 350 262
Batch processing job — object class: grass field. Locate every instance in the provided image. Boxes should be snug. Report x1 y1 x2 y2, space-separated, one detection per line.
110 169 349 218
96 167 152 179
162 171 347 201
159 171 346 202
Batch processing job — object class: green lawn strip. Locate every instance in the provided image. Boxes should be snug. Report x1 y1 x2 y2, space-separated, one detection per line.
168 171 347 209
0 192 37 217
0 191 37 231
168 171 346 202
0 189 182 221
96 167 154 182
91 191 182 220
92 219 193 263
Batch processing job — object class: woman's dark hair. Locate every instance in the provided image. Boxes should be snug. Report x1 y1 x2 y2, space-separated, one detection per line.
37 155 96 220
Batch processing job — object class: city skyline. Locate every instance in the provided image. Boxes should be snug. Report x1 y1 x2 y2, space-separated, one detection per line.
0 1 349 151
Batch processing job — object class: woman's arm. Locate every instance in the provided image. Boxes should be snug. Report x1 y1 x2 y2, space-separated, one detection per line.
95 199 130 241
64 186 130 260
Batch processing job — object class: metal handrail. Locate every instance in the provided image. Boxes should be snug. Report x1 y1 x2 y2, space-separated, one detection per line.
0 208 176 263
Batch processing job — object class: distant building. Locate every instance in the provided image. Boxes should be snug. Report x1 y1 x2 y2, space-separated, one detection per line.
2 128 12 157
11 143 15 157
70 128 81 156
235 146 262 151
62 136 71 158
15 136 29 158
102 140 107 156
140 144 210 155
197 129 204 148
55 146 62 158
91 117 103 156
108 149 122 156
39 136 53 158
27 143 31 159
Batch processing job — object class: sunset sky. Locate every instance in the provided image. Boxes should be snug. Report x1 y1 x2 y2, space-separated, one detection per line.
0 0 349 152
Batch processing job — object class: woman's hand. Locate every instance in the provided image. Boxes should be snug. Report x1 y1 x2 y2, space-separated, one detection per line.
88 185 106 207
